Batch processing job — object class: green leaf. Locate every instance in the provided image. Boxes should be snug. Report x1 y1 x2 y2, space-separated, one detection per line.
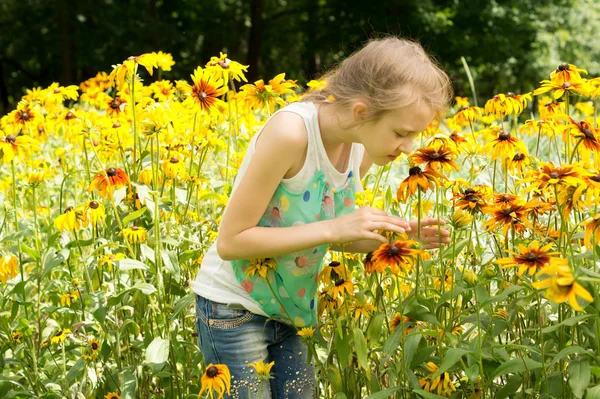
334 330 351 367
495 375 523 399
122 206 147 226
480 285 523 308
367 313 385 342
382 324 403 359
353 328 369 374
414 389 447 399
403 333 422 368
586 385 600 399
132 282 157 295
569 358 591 398
145 337 169 365
120 367 137 399
542 315 593 334
491 357 542 379
548 346 589 369
66 358 85 382
365 386 403 399
170 293 195 321
431 348 472 380
117 258 149 271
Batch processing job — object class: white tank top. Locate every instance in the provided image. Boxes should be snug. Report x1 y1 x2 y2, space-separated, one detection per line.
191 102 365 315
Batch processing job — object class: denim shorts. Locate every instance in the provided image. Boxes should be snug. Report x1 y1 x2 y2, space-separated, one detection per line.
195 294 316 398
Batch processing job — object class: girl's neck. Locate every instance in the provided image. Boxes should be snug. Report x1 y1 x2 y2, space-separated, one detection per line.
316 102 360 147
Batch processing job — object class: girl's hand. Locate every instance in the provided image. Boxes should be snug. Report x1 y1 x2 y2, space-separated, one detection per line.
327 207 411 245
407 218 451 249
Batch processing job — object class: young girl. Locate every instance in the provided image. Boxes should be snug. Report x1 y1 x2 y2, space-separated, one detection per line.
193 37 453 398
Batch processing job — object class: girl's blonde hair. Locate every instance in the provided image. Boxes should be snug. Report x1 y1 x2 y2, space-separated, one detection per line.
303 37 453 125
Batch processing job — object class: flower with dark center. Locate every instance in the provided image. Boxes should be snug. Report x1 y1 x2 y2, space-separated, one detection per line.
89 201 99 209
65 206 73 213
558 63 570 71
562 82 571 89
409 166 422 175
507 92 515 97
5 135 16 144
371 240 424 275
170 156 179 163
107 168 117 177
513 153 525 161
112 122 121 128
54 88 61 94
549 172 559 179
21 112 31 121
583 128 594 139
499 131 511 140
206 366 218 378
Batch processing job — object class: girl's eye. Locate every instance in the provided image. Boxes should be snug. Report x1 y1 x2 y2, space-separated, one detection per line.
395 132 407 138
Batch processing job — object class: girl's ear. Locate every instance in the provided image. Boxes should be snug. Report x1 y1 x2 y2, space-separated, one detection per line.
351 101 369 122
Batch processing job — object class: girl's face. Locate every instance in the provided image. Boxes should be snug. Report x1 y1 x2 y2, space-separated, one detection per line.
357 101 435 166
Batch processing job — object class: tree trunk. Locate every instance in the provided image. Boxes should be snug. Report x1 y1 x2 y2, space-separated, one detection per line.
247 0 264 82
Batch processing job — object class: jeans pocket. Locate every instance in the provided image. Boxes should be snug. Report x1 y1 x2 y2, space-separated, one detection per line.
196 295 254 330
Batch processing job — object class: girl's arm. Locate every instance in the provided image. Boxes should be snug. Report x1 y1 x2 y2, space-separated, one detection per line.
217 112 408 261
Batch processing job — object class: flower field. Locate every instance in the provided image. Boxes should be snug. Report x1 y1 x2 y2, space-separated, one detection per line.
1 53 600 398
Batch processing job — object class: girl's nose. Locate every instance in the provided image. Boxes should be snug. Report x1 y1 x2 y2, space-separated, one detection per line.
399 140 413 154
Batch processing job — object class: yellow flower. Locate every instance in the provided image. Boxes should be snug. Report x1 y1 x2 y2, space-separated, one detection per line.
245 258 277 279
121 227 148 244
352 300 376 320
205 52 249 86
533 264 594 311
419 361 457 397
153 51 175 71
581 213 600 248
109 53 159 90
297 327 315 339
12 331 22 344
200 363 231 399
306 79 327 91
53 206 83 232
248 360 275 380
89 338 101 354
180 67 227 114
328 276 353 299
98 253 126 270
88 167 129 200
104 393 120 399
50 329 71 344
82 200 106 227
495 241 567 277
162 154 187 179
549 63 587 85
0 253 18 284
0 133 36 164
60 291 79 306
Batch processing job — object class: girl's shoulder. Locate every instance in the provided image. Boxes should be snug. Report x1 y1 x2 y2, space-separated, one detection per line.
257 103 314 151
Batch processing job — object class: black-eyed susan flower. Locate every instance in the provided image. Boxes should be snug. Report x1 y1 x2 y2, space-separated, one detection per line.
8 103 43 129
352 300 376 320
409 146 459 173
371 240 423 275
104 393 120 399
153 51 175 71
106 97 127 118
269 73 297 96
0 132 36 164
483 127 528 160
121 227 148 244
506 152 530 174
12 331 22 344
89 338 101 354
329 276 353 298
98 253 126 270
206 52 249 86
248 360 275 381
245 258 277 279
318 289 342 315
45 82 79 105
109 53 159 90
452 106 483 127
297 327 315 339
566 118 600 153
82 200 106 227
449 209 473 229
452 185 491 214
532 79 591 99
581 213 600 248
88 167 129 200
550 63 587 85
320 260 346 283
60 291 79 306
50 328 71 344
53 206 84 232
162 155 187 179
521 162 589 192
200 363 231 399
397 166 445 202
482 202 533 237
180 67 227 114
240 79 279 113
0 253 18 284
419 362 457 397
533 264 593 312
495 241 567 277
